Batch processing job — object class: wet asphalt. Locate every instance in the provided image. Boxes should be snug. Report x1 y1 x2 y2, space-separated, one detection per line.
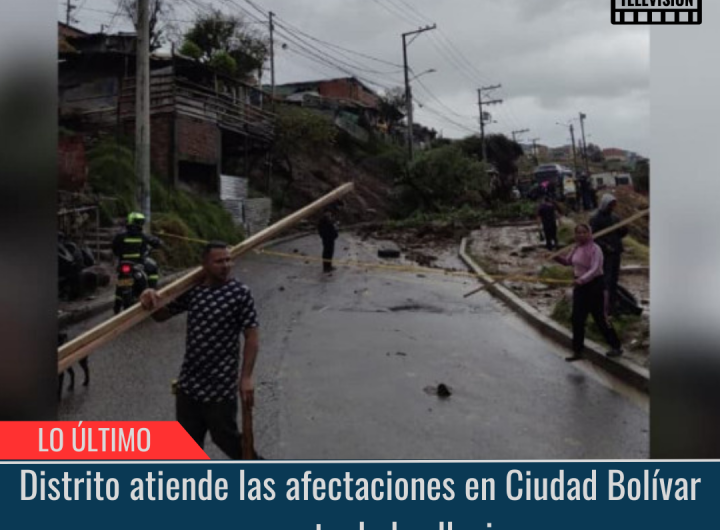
59 233 649 459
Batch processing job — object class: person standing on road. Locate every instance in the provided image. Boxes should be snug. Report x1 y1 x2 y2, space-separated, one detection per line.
554 224 623 361
589 193 628 317
537 196 562 251
318 209 339 273
139 241 260 459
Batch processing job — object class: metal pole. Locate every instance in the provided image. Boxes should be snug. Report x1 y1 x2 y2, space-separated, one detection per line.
401 24 436 162
136 0 152 229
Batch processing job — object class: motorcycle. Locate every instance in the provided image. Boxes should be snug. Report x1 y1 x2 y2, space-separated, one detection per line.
114 249 160 315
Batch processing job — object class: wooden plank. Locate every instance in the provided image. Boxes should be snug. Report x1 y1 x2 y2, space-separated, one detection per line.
58 183 355 373
546 208 649 261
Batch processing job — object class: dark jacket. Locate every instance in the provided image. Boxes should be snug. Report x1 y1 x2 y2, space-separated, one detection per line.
589 195 628 255
112 226 162 263
318 216 338 243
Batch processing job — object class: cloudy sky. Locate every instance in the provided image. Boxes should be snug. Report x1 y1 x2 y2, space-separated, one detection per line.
62 0 649 154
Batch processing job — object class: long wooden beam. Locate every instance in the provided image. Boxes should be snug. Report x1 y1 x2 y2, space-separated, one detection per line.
58 183 354 373
546 208 649 260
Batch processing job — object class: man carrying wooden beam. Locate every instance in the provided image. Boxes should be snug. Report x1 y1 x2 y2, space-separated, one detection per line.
139 241 260 459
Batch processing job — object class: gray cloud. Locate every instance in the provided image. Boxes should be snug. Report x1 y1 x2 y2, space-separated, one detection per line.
79 0 649 153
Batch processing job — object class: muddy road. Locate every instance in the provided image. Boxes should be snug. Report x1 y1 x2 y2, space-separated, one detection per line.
60 233 648 459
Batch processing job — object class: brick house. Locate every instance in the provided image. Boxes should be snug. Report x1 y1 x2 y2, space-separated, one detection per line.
59 28 275 196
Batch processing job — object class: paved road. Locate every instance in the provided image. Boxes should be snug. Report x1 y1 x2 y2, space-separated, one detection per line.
60 233 648 459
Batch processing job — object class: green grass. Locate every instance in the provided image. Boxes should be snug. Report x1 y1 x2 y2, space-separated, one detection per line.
624 236 650 266
87 138 244 269
551 297 642 344
538 265 573 286
468 252 501 276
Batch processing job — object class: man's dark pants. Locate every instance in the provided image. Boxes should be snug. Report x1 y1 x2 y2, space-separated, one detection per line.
322 238 335 272
603 252 622 315
176 391 243 459
542 221 558 251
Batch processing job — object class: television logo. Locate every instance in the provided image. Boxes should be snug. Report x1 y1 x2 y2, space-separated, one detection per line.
611 0 701 24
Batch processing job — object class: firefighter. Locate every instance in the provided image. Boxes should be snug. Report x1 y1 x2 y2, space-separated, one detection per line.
112 212 162 288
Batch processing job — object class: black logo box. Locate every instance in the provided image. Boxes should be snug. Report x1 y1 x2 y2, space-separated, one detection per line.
611 0 702 24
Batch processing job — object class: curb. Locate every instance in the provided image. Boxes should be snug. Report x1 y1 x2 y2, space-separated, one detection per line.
459 238 649 393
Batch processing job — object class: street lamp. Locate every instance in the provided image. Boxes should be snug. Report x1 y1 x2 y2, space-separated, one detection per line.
409 68 436 82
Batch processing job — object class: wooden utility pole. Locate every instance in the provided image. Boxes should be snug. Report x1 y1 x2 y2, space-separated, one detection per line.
402 24 436 161
478 85 503 163
136 0 152 228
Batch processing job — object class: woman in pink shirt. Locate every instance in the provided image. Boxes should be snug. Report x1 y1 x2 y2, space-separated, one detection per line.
554 224 623 362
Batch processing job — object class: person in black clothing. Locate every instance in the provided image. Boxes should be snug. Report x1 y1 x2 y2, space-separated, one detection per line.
140 241 260 459
318 209 339 273
589 193 628 317
537 196 561 251
112 212 162 287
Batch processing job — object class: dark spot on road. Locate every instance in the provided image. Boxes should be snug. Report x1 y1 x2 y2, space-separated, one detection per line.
395 351 407 357
389 304 444 314
424 384 452 399
279 286 285 292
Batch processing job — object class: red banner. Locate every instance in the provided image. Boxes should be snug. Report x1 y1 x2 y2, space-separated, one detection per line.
0 422 209 460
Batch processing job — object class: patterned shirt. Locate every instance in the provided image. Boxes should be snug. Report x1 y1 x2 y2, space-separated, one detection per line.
167 279 259 403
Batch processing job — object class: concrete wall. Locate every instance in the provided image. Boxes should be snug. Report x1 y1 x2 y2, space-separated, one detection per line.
244 198 272 236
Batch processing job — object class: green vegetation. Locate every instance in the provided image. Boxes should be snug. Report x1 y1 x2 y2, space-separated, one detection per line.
385 200 537 230
551 297 642 344
538 265 573 286
624 236 650 266
87 138 243 269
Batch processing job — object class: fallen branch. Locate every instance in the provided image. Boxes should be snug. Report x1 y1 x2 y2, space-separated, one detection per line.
58 183 355 373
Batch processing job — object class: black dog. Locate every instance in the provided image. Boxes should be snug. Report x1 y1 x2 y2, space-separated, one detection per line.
58 332 89 400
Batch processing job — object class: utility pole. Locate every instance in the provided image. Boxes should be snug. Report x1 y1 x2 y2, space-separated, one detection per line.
135 0 151 227
269 11 276 108
402 24 436 161
579 112 590 175
530 137 541 165
65 0 76 25
569 123 579 177
511 128 530 144
478 85 503 163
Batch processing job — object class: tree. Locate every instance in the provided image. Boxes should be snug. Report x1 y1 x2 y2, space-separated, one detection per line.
271 106 337 204
118 0 175 51
180 9 269 79
402 144 490 212
458 133 524 201
378 87 406 129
